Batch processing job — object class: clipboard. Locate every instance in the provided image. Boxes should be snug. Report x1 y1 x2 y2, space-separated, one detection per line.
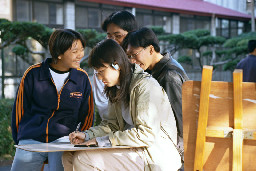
15 143 145 153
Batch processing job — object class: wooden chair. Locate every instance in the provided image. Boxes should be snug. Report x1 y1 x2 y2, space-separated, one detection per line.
183 66 256 171
41 159 48 171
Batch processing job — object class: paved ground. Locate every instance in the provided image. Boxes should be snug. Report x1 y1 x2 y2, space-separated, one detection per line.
0 160 53 171
0 160 12 171
0 165 11 171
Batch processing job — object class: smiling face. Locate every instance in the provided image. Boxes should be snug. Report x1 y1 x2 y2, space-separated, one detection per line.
106 23 128 45
55 40 84 71
126 45 154 70
95 63 120 87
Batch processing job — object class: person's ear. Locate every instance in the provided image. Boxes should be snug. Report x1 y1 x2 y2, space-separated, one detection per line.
149 45 154 55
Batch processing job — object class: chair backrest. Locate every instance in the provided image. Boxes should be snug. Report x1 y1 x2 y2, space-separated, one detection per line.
182 66 256 170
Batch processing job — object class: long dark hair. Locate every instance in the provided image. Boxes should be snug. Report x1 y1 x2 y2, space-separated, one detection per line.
88 39 132 105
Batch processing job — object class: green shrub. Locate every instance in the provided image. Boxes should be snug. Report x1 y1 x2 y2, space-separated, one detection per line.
0 99 15 158
178 55 192 65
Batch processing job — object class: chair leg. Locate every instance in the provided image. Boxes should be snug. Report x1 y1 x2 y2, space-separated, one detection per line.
41 164 45 171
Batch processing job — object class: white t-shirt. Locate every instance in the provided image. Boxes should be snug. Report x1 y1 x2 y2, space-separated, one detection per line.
49 68 70 92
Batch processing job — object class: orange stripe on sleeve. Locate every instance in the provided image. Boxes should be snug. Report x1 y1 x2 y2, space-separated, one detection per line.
77 68 94 131
15 64 41 132
83 94 94 130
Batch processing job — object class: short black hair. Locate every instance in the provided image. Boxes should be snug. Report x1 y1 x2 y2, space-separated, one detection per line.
48 29 85 63
248 40 256 53
101 10 138 32
126 27 160 52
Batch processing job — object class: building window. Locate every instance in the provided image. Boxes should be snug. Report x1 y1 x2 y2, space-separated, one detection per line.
49 4 63 25
144 15 153 26
180 15 195 32
238 21 244 35
230 20 238 37
56 4 63 25
136 13 153 27
33 2 63 26
216 19 222 37
136 14 143 27
195 16 210 30
101 9 114 22
155 15 164 26
34 2 49 24
221 19 229 38
163 16 172 33
16 0 30 21
49 3 56 24
75 7 88 28
216 19 230 38
88 8 100 28
76 4 125 29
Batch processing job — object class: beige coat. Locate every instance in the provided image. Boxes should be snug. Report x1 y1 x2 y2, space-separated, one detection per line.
86 65 181 171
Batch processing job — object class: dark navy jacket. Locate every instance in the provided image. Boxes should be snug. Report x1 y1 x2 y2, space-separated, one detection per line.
236 54 256 82
11 58 94 144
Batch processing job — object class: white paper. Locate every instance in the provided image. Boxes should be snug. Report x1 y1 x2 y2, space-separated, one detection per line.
56 136 70 143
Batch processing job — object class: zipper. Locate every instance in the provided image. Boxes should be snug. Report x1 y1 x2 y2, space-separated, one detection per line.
46 78 69 142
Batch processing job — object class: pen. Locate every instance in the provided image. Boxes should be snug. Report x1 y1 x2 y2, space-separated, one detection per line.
75 122 81 132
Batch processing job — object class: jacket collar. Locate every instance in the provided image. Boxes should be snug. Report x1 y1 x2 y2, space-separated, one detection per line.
150 52 170 78
129 64 151 92
248 54 256 58
39 58 80 84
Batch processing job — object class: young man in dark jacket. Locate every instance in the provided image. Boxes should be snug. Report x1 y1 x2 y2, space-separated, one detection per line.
125 27 188 159
236 39 256 82
11 29 94 171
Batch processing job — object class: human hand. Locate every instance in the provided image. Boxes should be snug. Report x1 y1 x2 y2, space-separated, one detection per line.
81 138 98 147
69 131 86 145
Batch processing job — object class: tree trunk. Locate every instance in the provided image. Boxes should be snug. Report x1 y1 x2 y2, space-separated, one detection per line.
197 49 203 70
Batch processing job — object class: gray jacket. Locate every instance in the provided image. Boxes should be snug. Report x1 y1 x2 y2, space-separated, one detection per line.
86 64 181 170
149 52 189 137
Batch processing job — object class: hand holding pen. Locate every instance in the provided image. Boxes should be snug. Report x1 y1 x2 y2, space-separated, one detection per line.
69 122 86 144
75 122 81 132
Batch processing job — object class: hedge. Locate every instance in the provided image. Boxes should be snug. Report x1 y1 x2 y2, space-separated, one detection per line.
0 99 15 158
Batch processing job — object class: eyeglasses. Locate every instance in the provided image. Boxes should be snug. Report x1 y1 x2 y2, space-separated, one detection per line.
127 48 146 59
106 33 127 40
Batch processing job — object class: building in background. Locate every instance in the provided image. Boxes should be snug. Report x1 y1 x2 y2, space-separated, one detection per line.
0 0 255 98
9 0 253 38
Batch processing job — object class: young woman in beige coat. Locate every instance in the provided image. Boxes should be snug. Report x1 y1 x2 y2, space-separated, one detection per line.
62 39 181 171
